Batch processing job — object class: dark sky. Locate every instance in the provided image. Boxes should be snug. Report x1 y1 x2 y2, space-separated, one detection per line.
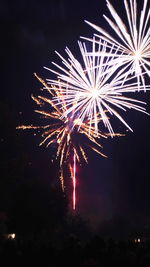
1 0 150 229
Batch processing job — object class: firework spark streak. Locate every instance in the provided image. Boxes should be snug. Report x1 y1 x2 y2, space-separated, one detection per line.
84 0 150 89
44 39 149 136
73 150 76 210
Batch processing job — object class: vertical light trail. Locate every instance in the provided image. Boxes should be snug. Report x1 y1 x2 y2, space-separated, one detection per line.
73 150 76 210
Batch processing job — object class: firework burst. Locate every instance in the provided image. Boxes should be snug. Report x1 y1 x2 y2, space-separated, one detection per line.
84 0 150 89
17 74 118 194
44 39 149 136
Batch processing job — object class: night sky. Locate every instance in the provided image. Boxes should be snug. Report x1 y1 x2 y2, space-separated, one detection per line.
1 0 150 230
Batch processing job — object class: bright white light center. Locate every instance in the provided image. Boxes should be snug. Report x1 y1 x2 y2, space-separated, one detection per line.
133 51 141 60
90 88 99 98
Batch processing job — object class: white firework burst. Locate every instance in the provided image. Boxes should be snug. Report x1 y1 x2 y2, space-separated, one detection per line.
84 0 150 89
44 39 149 136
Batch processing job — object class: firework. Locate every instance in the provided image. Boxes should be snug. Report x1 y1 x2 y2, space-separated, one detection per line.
84 0 150 89
17 74 117 198
16 0 150 210
44 39 149 136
